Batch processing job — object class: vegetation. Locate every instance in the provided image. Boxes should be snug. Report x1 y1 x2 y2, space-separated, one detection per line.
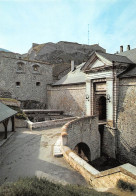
12 106 27 120
0 98 19 104
117 179 136 193
0 177 115 196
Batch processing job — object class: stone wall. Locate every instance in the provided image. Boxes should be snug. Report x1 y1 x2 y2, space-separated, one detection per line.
0 51 53 107
117 77 136 165
62 142 136 188
61 116 100 161
102 126 116 158
47 84 86 116
15 118 28 128
27 117 76 130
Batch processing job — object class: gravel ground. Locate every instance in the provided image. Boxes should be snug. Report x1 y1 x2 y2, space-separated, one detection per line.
0 127 87 186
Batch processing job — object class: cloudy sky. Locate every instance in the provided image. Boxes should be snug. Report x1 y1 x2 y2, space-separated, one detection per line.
0 0 136 54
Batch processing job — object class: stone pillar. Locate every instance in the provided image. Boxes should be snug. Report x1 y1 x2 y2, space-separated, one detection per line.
106 77 114 127
85 79 92 116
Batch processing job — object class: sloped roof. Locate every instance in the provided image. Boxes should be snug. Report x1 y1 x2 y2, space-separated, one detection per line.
82 51 134 72
96 52 133 64
0 102 17 122
119 48 136 64
53 62 86 86
118 65 136 78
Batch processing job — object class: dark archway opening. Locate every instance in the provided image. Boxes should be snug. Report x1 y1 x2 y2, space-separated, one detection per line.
74 142 91 162
98 96 106 120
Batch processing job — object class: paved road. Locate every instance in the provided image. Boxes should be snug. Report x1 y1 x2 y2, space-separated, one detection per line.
0 127 87 186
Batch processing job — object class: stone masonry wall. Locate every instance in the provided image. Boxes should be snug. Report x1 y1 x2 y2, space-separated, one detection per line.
62 146 136 188
0 52 53 107
61 116 100 161
117 77 136 165
47 84 86 116
102 126 116 158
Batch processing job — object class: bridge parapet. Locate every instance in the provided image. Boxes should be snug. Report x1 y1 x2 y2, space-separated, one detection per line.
61 115 100 161
61 116 136 188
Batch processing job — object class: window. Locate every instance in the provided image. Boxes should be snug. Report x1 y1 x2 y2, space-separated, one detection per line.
36 82 40 86
16 82 20 87
33 64 39 72
17 62 25 72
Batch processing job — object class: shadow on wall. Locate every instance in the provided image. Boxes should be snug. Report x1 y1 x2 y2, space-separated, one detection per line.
117 78 136 165
20 100 46 109
47 84 86 116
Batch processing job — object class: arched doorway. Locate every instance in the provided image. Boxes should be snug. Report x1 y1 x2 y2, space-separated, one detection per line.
98 96 106 120
74 142 91 162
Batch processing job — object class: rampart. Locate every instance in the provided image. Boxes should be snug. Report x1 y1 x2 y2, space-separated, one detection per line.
61 116 136 188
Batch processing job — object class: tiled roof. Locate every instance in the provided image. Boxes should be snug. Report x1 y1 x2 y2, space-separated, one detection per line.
119 48 136 64
53 62 86 86
0 102 17 122
97 52 133 64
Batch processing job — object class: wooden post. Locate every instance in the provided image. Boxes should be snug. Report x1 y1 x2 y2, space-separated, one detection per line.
3 119 9 139
11 116 15 132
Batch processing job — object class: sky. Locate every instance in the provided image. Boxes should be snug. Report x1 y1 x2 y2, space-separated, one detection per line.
0 0 136 54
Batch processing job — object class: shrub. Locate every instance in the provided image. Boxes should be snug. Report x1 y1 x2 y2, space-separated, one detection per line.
0 177 115 196
117 179 136 193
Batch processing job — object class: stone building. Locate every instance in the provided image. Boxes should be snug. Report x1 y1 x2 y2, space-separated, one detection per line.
47 62 86 116
0 51 53 108
49 46 136 166
0 43 136 166
82 48 136 165
0 42 105 108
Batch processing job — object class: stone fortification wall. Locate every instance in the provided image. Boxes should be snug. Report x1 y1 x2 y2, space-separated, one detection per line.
61 116 136 188
62 146 136 188
47 84 86 116
61 116 100 161
0 52 53 107
117 77 136 165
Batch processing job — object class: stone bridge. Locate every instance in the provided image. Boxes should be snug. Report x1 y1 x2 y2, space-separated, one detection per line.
61 116 100 161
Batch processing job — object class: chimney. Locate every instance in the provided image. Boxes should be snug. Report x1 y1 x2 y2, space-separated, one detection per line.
71 60 75 71
127 45 130 51
120 45 123 53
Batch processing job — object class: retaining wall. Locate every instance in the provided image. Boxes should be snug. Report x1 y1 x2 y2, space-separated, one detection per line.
27 117 76 130
61 116 100 161
61 116 136 188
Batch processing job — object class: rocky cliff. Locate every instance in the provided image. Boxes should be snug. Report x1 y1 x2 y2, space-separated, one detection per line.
27 41 106 80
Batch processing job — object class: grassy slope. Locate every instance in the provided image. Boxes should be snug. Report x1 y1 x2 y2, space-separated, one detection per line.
0 177 115 196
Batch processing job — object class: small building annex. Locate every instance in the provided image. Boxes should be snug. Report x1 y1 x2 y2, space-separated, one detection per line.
47 61 87 116
0 102 17 139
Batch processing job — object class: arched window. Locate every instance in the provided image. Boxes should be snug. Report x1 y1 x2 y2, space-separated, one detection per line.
32 64 40 72
17 62 25 72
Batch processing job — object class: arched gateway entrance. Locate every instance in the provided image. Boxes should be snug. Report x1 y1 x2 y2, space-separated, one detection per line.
98 96 106 120
74 142 91 162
